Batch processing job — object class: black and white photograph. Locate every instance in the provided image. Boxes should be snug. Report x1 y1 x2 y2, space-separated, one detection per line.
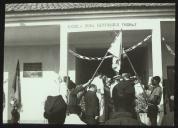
3 3 175 126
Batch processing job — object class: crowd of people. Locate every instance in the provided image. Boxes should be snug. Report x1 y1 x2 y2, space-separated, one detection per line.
5 65 173 125
43 71 169 126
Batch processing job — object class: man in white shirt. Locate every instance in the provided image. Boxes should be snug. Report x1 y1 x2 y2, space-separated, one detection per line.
91 74 105 123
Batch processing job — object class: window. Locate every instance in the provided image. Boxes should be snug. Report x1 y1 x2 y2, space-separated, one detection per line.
23 63 42 78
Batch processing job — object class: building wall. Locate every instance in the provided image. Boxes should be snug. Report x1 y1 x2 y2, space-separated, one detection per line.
162 42 175 79
3 45 61 123
144 36 175 82
161 21 175 80
3 25 174 123
4 43 155 122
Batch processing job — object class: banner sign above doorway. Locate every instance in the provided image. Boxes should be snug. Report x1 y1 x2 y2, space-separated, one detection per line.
66 19 160 32
68 22 137 30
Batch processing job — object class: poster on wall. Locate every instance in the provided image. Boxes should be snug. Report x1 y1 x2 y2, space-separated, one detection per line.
23 63 42 78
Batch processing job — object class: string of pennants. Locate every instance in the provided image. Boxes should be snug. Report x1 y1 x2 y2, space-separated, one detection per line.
69 35 175 60
69 35 151 60
162 37 175 56
69 50 113 60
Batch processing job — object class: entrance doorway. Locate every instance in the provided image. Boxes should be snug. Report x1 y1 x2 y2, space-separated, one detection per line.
75 48 115 85
75 46 149 85
69 30 152 85
121 46 149 85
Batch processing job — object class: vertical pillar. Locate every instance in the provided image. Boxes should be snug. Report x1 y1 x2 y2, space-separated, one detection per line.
152 21 163 125
152 21 163 79
68 46 76 83
59 24 68 104
59 24 68 77
3 72 9 123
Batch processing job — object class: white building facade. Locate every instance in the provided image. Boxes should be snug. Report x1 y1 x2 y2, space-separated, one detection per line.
4 3 175 124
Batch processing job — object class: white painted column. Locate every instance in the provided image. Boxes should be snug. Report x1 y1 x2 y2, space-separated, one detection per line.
151 21 164 125
59 24 68 77
152 21 163 79
3 72 8 123
59 24 68 104
68 46 76 83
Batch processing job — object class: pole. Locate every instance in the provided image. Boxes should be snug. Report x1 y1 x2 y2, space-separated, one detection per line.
89 30 120 84
89 51 109 84
124 50 149 105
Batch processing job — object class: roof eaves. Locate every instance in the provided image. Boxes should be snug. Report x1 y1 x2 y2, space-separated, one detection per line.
5 3 175 13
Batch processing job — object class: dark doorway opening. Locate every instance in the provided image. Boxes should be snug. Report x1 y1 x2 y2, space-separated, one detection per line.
75 48 114 85
121 46 148 85
75 46 148 85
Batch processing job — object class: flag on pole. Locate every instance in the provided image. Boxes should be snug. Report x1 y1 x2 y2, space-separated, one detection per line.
108 31 123 58
108 31 123 73
11 60 22 111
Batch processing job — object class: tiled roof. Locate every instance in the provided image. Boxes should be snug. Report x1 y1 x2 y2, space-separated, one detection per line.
6 3 175 12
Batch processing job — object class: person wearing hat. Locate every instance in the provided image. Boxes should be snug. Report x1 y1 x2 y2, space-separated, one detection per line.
105 73 142 125
146 76 162 126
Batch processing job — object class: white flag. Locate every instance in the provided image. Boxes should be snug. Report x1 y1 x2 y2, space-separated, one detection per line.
108 31 123 58
108 31 123 73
